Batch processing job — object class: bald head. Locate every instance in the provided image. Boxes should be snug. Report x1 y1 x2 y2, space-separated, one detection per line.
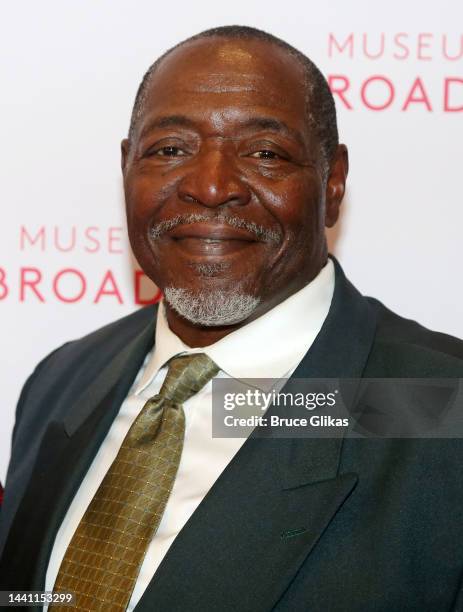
128 25 339 175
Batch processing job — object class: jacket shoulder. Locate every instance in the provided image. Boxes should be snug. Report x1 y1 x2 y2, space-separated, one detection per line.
39 305 155 371
0 306 156 556
13 306 156 437
62 304 156 357
366 297 463 376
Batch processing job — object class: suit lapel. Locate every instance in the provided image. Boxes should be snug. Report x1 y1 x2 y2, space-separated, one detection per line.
134 258 378 612
0 313 155 594
135 436 358 612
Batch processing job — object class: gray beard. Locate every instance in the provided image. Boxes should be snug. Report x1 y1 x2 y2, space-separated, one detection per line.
164 287 261 326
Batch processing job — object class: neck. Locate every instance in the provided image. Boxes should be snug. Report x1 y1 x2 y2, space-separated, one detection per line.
165 309 242 347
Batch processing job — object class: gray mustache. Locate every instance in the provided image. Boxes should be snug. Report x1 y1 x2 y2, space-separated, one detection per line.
150 213 281 243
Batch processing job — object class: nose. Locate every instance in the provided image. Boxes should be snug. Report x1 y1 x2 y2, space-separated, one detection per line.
177 149 251 208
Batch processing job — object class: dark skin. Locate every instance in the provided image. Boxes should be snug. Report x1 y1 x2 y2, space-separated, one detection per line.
122 37 348 347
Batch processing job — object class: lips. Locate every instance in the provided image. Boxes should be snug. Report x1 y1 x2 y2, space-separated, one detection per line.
166 222 258 257
168 223 257 241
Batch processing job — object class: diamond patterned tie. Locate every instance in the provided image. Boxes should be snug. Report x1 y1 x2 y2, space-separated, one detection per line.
51 352 219 611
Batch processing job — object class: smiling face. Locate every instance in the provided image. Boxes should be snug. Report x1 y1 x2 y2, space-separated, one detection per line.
122 37 347 346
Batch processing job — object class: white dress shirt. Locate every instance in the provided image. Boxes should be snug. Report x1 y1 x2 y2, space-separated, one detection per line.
44 258 334 610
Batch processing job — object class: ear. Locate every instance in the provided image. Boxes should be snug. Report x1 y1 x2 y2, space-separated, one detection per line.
121 138 130 174
325 144 348 228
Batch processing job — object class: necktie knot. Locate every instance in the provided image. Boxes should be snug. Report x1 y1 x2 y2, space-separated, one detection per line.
160 353 220 405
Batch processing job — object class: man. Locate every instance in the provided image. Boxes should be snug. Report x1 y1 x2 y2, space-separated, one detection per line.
1 25 463 612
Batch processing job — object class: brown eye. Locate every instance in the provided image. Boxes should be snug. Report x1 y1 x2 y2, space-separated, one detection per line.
249 150 280 160
155 146 187 157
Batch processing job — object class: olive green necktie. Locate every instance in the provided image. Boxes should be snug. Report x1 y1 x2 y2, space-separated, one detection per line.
52 352 219 611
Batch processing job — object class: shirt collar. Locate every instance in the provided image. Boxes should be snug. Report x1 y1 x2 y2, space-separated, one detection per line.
134 258 335 394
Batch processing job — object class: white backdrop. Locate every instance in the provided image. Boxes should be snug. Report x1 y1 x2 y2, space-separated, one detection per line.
1 0 462 480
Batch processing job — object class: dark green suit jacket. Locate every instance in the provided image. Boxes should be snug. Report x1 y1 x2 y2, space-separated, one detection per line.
1 258 463 611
